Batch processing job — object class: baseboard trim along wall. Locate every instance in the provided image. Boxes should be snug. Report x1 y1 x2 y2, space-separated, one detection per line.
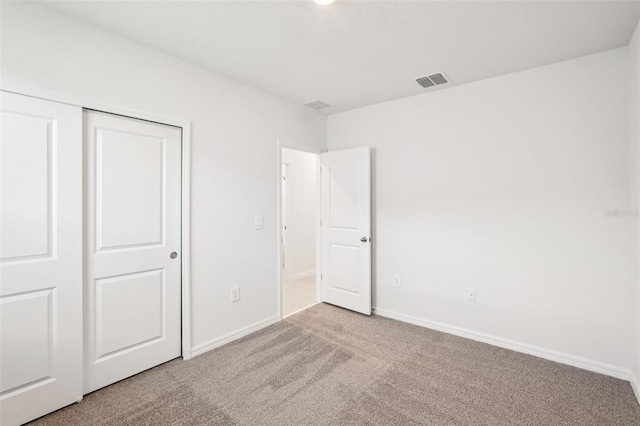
374 307 631 381
190 315 280 358
188 307 637 403
292 269 316 281
631 372 640 406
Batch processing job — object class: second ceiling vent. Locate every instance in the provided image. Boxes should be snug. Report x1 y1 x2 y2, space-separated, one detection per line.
416 73 450 88
305 100 331 110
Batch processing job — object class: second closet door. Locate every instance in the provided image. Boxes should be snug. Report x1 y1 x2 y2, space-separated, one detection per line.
84 111 182 393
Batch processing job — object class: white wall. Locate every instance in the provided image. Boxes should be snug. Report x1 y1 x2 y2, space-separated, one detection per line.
328 48 632 374
3 1 637 382
281 148 317 280
629 18 640 392
0 2 326 354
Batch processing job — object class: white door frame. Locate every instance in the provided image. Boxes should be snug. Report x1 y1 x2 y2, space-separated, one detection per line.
276 140 322 320
0 81 194 360
281 162 294 282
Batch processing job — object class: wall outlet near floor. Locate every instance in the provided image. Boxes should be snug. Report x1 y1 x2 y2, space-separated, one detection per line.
393 274 401 288
231 286 240 302
467 288 476 301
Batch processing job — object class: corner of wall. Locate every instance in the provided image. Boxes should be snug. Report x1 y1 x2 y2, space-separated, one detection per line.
631 369 640 406
629 16 640 400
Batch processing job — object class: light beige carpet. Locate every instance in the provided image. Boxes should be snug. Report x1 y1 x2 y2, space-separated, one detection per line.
31 303 640 425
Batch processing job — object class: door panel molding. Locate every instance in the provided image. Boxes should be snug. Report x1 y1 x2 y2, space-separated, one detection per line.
84 110 181 394
0 91 83 426
0 81 193 361
320 147 371 315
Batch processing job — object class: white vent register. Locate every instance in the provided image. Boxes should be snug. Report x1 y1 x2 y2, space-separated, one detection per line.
416 72 450 88
305 100 331 110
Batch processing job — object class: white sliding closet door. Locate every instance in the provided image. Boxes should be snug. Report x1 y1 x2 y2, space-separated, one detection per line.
0 91 83 425
84 111 182 393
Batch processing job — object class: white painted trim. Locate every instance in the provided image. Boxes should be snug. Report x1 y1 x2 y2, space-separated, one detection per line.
276 140 322 321
180 124 193 360
315 152 323 305
374 307 631 380
1 81 194 361
281 162 293 282
279 141 323 155
190 315 280 358
0 81 189 128
284 302 320 318
631 371 640 406
292 269 316 281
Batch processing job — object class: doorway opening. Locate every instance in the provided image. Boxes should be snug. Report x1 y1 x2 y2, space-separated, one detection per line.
281 147 319 317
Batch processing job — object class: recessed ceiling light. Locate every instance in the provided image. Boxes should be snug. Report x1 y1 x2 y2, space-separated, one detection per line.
314 0 335 5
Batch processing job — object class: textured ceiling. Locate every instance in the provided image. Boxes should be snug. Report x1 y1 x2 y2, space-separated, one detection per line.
42 1 640 114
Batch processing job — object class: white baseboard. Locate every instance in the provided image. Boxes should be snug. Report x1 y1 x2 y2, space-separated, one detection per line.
186 306 638 404
374 307 631 381
631 371 640 406
190 315 280 358
292 269 315 281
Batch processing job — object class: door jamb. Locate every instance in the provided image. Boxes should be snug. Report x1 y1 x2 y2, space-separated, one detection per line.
276 140 322 320
0 81 194 360
281 162 293 282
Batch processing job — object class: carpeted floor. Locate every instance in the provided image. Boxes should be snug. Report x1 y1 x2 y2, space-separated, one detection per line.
31 303 640 425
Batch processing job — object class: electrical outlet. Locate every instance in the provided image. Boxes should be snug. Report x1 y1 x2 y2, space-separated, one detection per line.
467 288 476 301
254 216 263 230
393 274 401 288
231 286 240 302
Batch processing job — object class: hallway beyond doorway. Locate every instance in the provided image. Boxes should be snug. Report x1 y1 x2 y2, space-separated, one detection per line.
283 275 316 316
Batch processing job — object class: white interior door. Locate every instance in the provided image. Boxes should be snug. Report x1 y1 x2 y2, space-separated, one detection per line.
320 147 371 315
84 111 181 393
0 92 83 425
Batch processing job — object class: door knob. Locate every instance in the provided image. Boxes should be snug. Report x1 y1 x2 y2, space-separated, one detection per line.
360 237 369 243
170 252 178 259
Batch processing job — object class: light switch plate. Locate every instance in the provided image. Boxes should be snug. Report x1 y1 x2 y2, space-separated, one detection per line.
254 215 263 230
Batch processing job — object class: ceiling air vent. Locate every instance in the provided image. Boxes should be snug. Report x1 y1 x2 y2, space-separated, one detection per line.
416 77 435 88
416 72 450 88
305 100 331 110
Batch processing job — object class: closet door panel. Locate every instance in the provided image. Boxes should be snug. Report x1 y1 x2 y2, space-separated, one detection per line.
0 91 83 426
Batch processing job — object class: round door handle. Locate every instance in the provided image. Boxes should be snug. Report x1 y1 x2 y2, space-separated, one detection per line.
360 237 369 243
170 252 178 259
